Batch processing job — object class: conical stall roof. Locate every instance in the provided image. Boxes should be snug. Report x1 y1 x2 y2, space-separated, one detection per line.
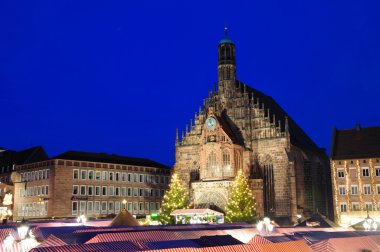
109 209 140 227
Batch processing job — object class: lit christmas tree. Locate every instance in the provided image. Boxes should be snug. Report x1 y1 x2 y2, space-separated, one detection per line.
225 170 257 223
158 173 189 224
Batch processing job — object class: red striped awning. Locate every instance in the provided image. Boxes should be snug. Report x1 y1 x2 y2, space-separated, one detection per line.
37 235 67 247
247 235 272 244
247 240 312 252
86 231 179 243
311 236 380 252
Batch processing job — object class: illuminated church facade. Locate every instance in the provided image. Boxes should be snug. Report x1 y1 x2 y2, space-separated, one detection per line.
173 30 332 222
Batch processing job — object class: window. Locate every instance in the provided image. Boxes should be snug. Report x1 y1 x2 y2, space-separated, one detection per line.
95 186 100 196
108 201 114 214
150 202 155 211
365 202 373 211
128 202 133 212
115 187 120 196
73 169 79 179
109 172 114 181
156 202 160 211
109 186 114 196
73 185 79 195
128 187 132 197
122 173 127 182
88 186 93 196
95 171 101 180
102 171 108 181
150 189 155 198
351 185 358 195
88 170 94 180
102 186 107 196
206 151 218 177
362 168 370 177
145 202 149 213
121 187 127 197
377 185 380 194
352 202 360 211
115 201 120 214
87 201 93 214
376 168 380 177
101 201 107 214
339 186 346 195
145 188 150 197
161 189 165 197
139 188 144 197
133 202 138 213
340 203 347 213
128 173 132 182
116 172 120 181
80 185 86 195
94 201 100 214
133 188 138 197
139 174 144 183
155 175 159 184
364 185 371 195
134 174 138 183
81 170 87 180
139 202 144 212
72 201 78 215
337 170 345 178
156 189 160 198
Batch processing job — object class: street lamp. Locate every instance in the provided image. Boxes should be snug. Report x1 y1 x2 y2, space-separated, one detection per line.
76 215 87 225
122 199 127 210
256 217 275 235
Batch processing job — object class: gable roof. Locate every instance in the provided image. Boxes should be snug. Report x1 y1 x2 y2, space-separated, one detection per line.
0 146 48 167
240 81 322 152
330 125 380 159
53 151 170 169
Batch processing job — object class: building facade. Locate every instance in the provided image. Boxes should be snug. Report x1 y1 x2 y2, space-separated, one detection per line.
174 31 331 222
12 151 170 220
331 125 380 226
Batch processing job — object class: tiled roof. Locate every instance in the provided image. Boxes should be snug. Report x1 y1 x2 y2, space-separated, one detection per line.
331 125 380 159
53 151 170 169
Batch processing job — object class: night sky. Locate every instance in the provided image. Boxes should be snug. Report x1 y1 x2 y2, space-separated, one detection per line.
1 1 380 167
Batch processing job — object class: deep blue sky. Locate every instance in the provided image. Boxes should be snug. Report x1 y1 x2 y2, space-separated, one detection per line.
1 1 380 166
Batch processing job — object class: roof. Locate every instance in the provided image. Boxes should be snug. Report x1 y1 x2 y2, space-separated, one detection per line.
241 82 323 152
171 209 224 216
295 213 338 228
53 151 170 169
0 146 48 168
219 37 235 45
331 125 380 159
109 209 140 227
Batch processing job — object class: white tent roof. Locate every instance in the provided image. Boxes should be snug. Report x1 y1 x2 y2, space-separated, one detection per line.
171 208 224 216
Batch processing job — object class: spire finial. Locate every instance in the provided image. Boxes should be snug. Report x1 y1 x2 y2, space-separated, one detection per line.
224 26 228 37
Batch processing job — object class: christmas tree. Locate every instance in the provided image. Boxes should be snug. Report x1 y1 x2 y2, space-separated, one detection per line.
225 170 257 223
158 173 189 224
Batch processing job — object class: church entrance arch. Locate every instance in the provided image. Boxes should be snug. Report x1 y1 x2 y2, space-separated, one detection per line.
195 191 227 213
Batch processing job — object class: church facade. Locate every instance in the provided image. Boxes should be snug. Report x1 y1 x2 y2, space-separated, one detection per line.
173 31 332 222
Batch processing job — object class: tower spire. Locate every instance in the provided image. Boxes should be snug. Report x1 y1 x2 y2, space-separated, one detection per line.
224 26 228 37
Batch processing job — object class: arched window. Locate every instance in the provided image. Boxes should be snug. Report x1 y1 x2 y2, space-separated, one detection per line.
223 150 233 177
206 152 218 178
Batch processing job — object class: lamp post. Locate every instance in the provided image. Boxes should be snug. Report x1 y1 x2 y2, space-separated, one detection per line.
122 199 127 210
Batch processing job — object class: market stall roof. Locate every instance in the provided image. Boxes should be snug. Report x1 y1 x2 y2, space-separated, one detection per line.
171 209 224 216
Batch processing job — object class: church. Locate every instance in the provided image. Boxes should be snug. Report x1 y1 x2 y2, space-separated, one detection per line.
173 29 332 223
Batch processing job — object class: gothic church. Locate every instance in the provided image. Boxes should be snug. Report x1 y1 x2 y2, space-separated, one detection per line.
173 30 331 222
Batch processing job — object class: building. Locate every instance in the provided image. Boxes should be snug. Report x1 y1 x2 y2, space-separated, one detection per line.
0 146 48 183
330 124 380 226
12 151 170 220
173 30 331 222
